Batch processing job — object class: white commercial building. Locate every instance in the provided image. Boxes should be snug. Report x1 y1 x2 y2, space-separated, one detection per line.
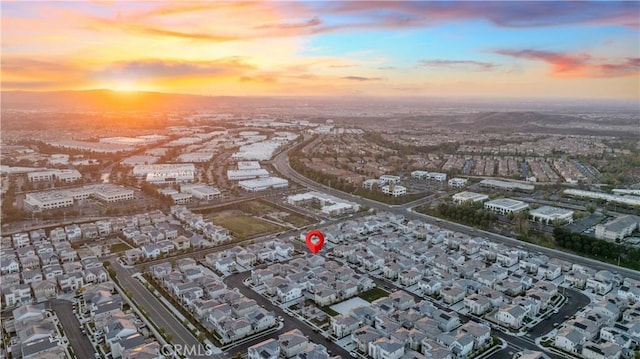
176 152 214 163
484 198 529 215
448 178 468 188
227 168 270 181
379 175 401 184
287 191 360 216
233 140 286 161
481 179 535 192
595 216 639 241
452 191 489 205
411 171 447 182
27 169 82 183
180 184 221 200
49 154 69 165
529 206 574 224
24 184 133 211
47 140 133 153
158 188 193 204
133 163 195 177
24 192 74 212
382 184 407 197
237 161 261 170
89 184 135 202
100 137 147 146
564 189 640 207
133 164 196 184
239 177 288 192
121 155 159 166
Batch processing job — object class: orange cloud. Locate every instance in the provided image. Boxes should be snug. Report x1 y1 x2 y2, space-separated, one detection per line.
494 49 639 78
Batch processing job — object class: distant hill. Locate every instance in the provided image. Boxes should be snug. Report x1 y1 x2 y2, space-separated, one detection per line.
1 89 225 111
461 111 587 132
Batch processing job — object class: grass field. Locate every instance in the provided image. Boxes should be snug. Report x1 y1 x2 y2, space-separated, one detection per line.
110 243 131 253
359 287 390 302
244 199 316 228
205 210 285 240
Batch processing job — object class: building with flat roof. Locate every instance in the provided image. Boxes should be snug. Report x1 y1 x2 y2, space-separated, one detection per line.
132 163 194 176
379 175 401 184
412 171 447 182
484 198 529 215
99 137 147 146
564 189 640 207
24 184 133 211
595 215 639 241
239 177 288 192
452 191 489 205
133 164 195 184
233 140 286 161
529 206 574 224
287 191 360 216
227 168 270 181
237 161 261 170
480 179 534 192
382 184 407 197
180 184 221 200
121 155 159 166
448 178 468 188
89 184 134 202
27 169 82 183
24 192 74 212
47 140 134 153
176 152 214 163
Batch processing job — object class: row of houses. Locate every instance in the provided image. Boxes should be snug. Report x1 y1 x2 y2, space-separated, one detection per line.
6 303 68 359
1 226 117 309
553 295 640 359
8 210 170 246
205 240 294 273
170 205 231 244
80 283 162 359
329 291 491 359
252 256 375 306
148 261 277 343
248 330 339 359
3 255 108 308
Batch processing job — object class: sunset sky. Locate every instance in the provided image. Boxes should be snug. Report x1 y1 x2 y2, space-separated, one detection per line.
2 1 639 100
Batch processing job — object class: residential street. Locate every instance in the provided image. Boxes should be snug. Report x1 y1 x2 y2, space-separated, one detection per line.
48 298 97 359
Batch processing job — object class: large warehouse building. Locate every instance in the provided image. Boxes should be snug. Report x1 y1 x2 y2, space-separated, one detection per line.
480 179 534 192
133 164 196 184
239 177 288 192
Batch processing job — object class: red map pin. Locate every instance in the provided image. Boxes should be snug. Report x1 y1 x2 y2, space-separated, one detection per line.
305 229 325 254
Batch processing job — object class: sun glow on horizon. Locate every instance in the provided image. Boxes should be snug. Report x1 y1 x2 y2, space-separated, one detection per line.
1 1 638 100
107 80 141 92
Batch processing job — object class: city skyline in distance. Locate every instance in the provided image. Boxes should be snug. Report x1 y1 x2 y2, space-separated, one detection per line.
2 1 639 101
